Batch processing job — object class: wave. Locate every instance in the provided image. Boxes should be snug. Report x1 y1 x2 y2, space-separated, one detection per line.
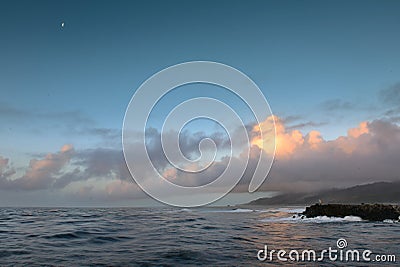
201 207 305 214
200 208 256 213
179 208 192 212
383 219 400 224
261 215 363 223
166 208 193 213
221 208 255 213
268 207 306 214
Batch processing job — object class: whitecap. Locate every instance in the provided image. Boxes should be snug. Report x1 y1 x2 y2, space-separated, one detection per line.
269 207 306 214
225 208 255 213
383 219 399 223
261 215 363 223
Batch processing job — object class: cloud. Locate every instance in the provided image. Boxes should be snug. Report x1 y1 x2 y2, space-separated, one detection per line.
281 115 303 123
75 148 129 179
0 145 74 190
389 116 400 123
51 147 133 190
280 115 327 131
85 128 121 140
0 104 26 118
1 115 400 201
0 144 141 202
380 82 400 106
380 83 400 122
320 99 354 111
384 107 400 117
0 103 94 125
251 117 377 157
52 168 84 189
0 157 9 169
251 116 400 192
0 157 16 181
286 121 327 130
0 103 120 147
347 121 369 138
252 115 304 158
144 116 400 195
306 130 323 149
105 180 141 199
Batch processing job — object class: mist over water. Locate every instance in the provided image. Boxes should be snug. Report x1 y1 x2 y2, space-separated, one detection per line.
0 207 399 266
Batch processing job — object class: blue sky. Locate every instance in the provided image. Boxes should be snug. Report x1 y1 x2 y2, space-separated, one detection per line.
1 0 400 206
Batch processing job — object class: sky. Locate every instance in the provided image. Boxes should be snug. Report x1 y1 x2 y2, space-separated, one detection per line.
0 0 400 206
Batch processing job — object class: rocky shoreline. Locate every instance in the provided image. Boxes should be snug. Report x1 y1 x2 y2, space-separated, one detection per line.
302 203 400 221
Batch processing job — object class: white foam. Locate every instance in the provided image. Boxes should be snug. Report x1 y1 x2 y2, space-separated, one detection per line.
179 208 192 212
260 217 299 223
261 215 363 223
383 219 399 223
204 208 255 213
205 207 305 214
225 208 255 213
199 208 256 213
305 215 363 223
269 207 306 214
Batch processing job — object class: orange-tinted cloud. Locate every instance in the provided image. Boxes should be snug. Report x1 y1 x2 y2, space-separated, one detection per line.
348 121 369 138
306 130 324 150
251 115 305 158
247 117 400 193
1 116 399 201
0 145 74 190
162 167 178 180
252 116 373 157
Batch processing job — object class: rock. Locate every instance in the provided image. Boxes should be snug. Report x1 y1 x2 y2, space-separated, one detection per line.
302 203 400 221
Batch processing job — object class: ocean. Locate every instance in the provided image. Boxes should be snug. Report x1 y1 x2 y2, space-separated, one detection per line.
0 207 398 266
